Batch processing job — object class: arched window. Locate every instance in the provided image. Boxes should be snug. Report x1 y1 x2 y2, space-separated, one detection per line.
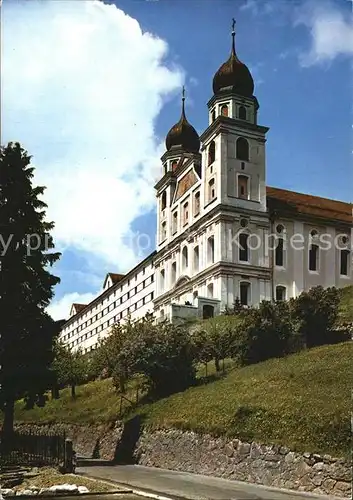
160 269 165 291
183 201 189 226
193 245 199 272
208 178 215 201
207 283 214 298
240 282 250 306
236 137 249 161
182 246 188 270
161 191 167 211
194 191 200 216
207 236 215 264
238 233 249 262
211 110 216 122
239 106 247 120
340 249 350 276
208 141 215 165
220 104 228 117
171 262 177 284
172 211 178 234
276 285 286 302
238 175 249 199
171 160 178 171
309 244 319 271
275 237 284 267
161 221 167 241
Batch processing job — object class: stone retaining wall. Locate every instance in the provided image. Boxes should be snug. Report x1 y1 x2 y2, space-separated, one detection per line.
13 422 123 461
14 423 351 498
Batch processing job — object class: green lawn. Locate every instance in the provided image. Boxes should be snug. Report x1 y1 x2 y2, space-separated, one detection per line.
14 342 351 458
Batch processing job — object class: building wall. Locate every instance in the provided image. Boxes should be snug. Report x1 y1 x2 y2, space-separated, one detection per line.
59 256 155 353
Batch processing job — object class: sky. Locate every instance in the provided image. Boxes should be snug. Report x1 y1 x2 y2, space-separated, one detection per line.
2 0 352 320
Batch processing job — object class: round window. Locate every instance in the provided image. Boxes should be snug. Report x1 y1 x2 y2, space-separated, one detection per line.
240 218 248 228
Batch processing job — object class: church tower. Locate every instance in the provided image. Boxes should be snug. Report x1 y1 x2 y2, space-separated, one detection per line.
201 20 269 213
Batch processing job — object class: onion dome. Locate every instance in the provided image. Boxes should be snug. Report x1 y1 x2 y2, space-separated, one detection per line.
165 87 200 154
213 20 254 97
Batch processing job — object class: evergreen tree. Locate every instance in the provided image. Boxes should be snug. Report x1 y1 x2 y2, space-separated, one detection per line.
0 142 60 434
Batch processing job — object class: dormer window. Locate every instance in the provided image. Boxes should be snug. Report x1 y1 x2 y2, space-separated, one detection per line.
208 140 215 166
220 104 229 117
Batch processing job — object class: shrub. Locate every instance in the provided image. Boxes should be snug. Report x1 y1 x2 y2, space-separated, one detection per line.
292 286 340 348
233 300 301 366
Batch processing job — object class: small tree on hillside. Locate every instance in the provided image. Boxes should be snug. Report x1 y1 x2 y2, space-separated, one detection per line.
52 342 86 398
0 142 60 434
124 316 196 397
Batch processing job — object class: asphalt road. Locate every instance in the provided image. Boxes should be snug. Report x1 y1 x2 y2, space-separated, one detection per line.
77 464 343 500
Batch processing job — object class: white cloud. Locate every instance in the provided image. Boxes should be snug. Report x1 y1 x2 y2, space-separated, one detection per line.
47 292 97 321
294 1 353 67
2 0 184 273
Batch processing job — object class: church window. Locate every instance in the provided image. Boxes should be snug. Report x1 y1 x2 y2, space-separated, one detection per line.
207 283 214 298
208 178 215 201
340 249 350 276
238 233 249 262
171 262 177 284
183 201 189 225
208 140 215 165
236 137 249 161
239 282 250 306
194 191 200 216
276 285 286 302
160 269 165 292
309 244 319 271
161 191 167 211
193 245 199 272
182 246 189 270
275 237 284 267
239 106 247 120
207 236 215 264
171 160 178 171
172 211 178 234
238 175 249 199
211 109 216 122
220 104 229 117
161 221 167 241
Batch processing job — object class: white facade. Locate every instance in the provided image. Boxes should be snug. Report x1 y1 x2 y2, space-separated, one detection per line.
59 37 352 352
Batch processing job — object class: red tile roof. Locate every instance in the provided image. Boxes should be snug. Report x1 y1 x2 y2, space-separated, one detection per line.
266 186 352 225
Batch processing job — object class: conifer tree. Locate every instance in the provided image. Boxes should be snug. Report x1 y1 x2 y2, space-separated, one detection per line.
0 142 60 434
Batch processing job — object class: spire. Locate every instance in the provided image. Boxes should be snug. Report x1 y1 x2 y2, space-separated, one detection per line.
181 85 186 119
231 18 236 56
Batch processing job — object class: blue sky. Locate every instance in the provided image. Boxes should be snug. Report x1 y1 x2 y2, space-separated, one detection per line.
2 0 352 319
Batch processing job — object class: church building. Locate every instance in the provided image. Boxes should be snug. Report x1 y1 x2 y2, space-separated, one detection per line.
59 26 352 352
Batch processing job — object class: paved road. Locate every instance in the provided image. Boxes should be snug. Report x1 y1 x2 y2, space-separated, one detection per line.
77 463 342 500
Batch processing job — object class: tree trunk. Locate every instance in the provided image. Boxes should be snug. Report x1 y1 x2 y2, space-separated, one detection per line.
71 384 76 399
52 385 60 399
215 358 220 372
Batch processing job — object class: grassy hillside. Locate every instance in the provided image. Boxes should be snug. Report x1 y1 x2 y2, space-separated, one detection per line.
14 343 351 457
